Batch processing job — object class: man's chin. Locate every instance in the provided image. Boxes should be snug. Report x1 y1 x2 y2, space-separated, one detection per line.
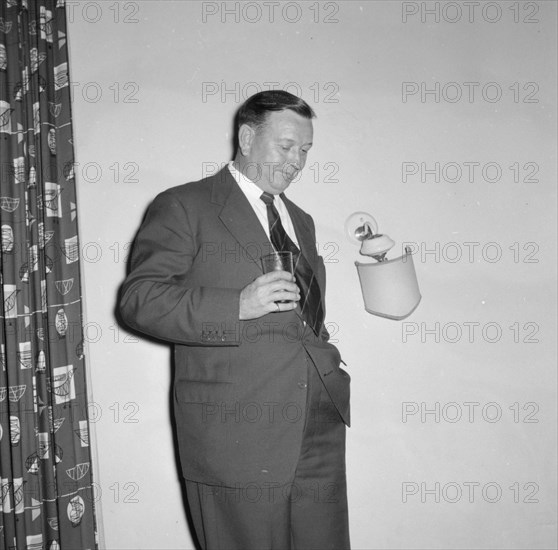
270 179 292 194
274 171 301 190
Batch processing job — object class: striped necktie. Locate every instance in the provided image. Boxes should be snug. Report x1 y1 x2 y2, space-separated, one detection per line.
260 192 324 336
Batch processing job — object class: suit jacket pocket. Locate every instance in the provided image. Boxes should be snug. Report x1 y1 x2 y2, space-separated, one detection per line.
175 345 232 383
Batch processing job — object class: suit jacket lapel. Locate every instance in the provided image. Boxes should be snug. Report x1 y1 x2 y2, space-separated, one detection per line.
211 167 319 276
212 167 272 272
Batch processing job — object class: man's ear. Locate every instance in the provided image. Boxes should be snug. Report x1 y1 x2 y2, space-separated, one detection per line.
238 123 256 156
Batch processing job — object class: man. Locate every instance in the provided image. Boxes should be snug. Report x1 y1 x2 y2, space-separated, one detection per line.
119 91 350 550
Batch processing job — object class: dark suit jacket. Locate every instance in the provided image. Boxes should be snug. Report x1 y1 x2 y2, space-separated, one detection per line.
119 167 350 486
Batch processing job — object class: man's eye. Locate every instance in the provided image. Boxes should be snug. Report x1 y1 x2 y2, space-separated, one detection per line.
281 146 290 151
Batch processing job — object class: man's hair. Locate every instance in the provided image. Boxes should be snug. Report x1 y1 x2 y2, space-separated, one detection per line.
235 90 316 135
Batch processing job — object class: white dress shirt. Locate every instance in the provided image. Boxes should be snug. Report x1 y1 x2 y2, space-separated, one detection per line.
227 161 300 248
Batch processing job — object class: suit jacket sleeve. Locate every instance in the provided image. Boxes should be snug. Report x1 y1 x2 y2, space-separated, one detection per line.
119 189 241 345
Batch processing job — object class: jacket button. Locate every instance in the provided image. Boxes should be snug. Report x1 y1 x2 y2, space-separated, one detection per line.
297 382 307 389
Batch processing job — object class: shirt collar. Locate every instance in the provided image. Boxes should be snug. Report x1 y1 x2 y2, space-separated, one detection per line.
228 161 276 205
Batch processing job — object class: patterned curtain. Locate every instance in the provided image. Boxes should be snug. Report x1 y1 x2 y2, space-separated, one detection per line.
0 1 97 549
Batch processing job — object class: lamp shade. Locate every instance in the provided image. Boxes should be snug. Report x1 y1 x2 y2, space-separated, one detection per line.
355 249 421 320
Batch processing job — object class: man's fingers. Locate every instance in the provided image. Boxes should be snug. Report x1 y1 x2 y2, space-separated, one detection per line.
268 283 300 305
269 280 298 294
268 289 299 306
259 270 295 284
254 272 299 299
268 296 298 313
239 270 299 320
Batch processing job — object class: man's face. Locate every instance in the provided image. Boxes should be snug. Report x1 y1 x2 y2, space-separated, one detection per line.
241 110 313 194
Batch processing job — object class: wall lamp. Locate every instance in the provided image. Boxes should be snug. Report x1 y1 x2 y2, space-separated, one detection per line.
346 212 421 320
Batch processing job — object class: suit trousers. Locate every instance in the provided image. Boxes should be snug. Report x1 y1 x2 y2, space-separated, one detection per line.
184 353 350 550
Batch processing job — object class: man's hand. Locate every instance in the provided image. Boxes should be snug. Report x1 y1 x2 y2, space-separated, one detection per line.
239 271 300 320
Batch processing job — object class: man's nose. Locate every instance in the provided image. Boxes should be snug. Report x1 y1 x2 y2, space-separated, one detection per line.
289 148 302 168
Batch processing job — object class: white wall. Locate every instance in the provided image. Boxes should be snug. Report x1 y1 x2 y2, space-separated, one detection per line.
68 2 557 549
